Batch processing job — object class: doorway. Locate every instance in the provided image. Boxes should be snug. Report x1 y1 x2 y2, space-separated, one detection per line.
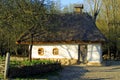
78 44 87 64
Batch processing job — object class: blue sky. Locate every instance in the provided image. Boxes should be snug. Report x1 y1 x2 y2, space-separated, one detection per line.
61 0 83 6
53 0 84 6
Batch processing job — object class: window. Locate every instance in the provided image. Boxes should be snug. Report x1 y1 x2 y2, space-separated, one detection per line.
53 48 59 55
38 48 44 56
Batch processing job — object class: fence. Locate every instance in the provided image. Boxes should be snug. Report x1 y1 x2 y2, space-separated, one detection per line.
0 56 5 78
0 52 10 79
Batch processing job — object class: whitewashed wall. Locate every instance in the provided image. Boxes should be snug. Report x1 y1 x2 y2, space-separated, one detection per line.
31 44 78 59
87 43 102 63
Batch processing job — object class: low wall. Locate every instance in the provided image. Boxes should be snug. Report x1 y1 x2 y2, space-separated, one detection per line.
8 63 61 78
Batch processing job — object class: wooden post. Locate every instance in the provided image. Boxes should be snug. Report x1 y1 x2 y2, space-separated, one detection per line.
77 44 81 64
4 52 10 79
29 44 32 62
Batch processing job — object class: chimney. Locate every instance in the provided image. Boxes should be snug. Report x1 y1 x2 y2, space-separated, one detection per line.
74 4 84 13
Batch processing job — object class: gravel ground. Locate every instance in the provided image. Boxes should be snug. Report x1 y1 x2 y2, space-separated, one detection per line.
47 63 120 80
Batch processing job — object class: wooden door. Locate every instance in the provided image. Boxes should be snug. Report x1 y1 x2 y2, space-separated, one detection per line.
78 44 87 63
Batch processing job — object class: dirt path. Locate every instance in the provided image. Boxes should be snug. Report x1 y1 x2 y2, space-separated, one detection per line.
47 65 120 80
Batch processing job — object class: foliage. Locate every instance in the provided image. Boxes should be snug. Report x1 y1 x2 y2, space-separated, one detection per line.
0 0 56 55
96 0 120 59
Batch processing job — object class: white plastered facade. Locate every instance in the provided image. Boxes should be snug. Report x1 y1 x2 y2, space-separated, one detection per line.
31 44 78 59
87 43 102 63
30 43 102 64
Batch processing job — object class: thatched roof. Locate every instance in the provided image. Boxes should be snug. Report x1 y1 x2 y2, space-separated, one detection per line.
16 13 106 44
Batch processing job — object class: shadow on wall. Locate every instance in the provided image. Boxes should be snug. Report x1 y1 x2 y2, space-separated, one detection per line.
88 44 101 62
60 45 76 58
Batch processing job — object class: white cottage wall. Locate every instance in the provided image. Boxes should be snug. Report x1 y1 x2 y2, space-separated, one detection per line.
87 43 102 63
31 44 78 59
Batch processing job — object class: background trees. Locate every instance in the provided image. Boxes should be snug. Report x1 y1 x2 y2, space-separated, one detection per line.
96 0 120 59
0 0 50 55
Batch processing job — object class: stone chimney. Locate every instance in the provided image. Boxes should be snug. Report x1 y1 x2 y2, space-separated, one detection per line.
74 4 83 13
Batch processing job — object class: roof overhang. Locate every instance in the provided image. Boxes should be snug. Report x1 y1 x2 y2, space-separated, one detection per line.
16 40 105 45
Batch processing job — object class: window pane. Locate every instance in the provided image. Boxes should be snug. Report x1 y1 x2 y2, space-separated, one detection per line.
53 48 59 55
38 48 44 56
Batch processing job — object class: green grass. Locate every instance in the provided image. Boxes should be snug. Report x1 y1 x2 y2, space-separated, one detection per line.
0 56 5 61
0 74 3 79
10 60 56 67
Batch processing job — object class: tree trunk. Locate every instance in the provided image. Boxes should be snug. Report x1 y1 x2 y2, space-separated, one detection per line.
14 48 18 55
77 44 81 63
29 45 32 62
29 33 33 62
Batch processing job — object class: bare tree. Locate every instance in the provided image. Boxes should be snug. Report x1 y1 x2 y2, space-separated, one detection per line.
84 0 102 22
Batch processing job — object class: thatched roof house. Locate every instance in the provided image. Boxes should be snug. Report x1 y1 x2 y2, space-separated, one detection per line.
16 6 106 65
